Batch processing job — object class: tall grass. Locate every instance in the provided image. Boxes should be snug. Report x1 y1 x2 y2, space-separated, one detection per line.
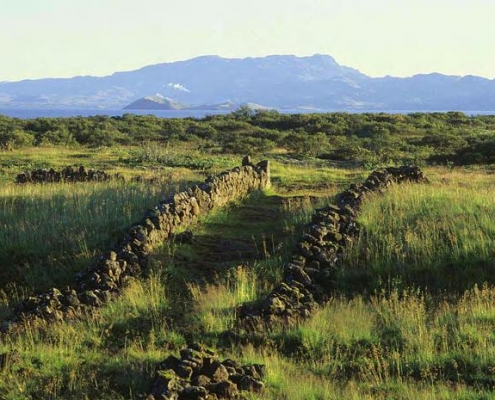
343 173 495 292
4 160 495 399
0 273 174 399
159 167 495 398
0 178 192 295
188 266 259 338
188 276 495 398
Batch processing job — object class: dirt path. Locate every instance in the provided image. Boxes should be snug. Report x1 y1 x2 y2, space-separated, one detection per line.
148 192 322 333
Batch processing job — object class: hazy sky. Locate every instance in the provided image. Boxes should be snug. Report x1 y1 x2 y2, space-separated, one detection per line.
2 0 495 81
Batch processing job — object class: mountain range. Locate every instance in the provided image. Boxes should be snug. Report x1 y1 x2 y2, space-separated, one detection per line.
1 54 494 111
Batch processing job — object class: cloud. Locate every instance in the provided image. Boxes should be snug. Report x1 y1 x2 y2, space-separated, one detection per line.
167 82 190 92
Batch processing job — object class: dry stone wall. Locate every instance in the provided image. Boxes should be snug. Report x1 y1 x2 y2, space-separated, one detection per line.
3 157 270 331
15 165 123 184
238 166 428 331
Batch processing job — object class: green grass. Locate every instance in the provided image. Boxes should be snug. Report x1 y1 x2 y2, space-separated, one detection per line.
0 145 219 301
0 146 128 183
270 160 367 196
0 161 334 398
171 165 495 398
3 145 495 399
188 266 259 337
0 179 191 296
0 274 174 400
342 168 495 292
188 280 495 398
0 144 241 183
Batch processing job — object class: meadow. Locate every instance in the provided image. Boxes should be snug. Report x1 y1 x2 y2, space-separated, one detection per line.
1 113 495 399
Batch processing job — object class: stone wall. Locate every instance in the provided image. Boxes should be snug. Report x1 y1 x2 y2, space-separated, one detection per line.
238 166 428 331
15 166 123 184
4 157 270 330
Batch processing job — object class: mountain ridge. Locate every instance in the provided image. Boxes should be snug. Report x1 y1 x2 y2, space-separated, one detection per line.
1 54 494 111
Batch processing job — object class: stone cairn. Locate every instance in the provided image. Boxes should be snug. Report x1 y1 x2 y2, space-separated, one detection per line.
148 343 265 400
3 157 270 331
238 166 428 331
15 165 122 184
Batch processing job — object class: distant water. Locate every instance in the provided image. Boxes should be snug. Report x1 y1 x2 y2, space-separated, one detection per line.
0 108 232 119
1 108 494 119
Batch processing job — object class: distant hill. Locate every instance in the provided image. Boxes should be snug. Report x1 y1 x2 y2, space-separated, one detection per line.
1 54 495 111
123 96 273 111
123 95 186 110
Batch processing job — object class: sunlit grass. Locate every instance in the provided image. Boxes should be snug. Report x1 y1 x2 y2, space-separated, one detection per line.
0 146 126 182
0 179 190 294
183 252 495 396
236 285 495 398
188 266 259 337
0 274 175 399
3 155 495 399
270 160 367 196
343 172 495 292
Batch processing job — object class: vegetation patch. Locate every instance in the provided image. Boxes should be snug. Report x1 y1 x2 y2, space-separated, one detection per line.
3 159 269 332
342 173 495 293
238 166 428 331
2 111 495 398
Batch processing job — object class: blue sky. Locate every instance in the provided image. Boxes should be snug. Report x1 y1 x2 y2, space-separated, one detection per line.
2 0 494 81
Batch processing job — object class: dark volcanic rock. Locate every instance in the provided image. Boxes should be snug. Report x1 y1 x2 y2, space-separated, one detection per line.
15 165 122 184
149 344 265 399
